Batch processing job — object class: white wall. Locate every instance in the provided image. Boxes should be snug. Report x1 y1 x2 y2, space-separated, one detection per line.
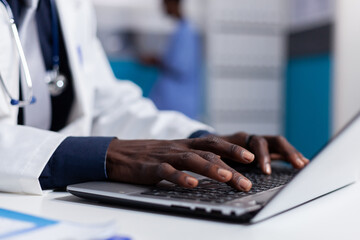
334 0 360 133
205 0 287 135
288 0 334 31
91 0 207 33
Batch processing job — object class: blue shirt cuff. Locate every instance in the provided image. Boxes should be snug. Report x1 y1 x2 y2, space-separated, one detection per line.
188 130 212 139
40 136 114 189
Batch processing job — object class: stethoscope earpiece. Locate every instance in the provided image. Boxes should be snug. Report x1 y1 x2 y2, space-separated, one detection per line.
10 96 36 106
30 96 36 104
10 99 19 106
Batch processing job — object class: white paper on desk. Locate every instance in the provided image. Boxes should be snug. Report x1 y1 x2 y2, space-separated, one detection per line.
7 221 117 240
0 217 36 236
0 208 121 240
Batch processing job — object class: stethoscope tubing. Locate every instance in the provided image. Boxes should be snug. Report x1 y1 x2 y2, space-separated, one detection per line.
50 0 59 68
0 0 36 106
1 0 66 106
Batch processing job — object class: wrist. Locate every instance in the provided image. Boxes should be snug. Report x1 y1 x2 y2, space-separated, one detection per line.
106 138 119 180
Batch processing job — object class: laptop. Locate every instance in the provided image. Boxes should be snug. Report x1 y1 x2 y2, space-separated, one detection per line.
67 112 360 223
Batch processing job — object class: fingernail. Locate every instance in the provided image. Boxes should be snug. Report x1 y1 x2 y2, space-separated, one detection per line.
238 178 252 191
218 168 232 180
186 177 198 187
296 158 304 167
242 150 255 162
265 164 271 175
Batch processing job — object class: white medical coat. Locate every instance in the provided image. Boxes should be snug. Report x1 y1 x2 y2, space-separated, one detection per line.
0 0 212 195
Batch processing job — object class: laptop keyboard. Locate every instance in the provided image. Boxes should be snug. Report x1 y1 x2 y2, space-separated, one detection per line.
141 167 297 204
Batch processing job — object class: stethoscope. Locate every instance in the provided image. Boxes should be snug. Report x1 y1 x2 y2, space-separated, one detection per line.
0 0 67 108
45 0 68 97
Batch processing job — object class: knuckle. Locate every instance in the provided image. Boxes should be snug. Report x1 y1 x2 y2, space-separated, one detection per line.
157 163 171 178
262 159 271 166
258 137 268 147
181 152 197 161
234 132 247 140
276 135 286 144
235 132 245 137
232 173 242 183
249 135 259 147
203 152 217 162
290 152 300 158
252 136 267 147
167 145 179 152
234 173 247 183
203 162 215 174
205 135 221 146
170 171 183 183
230 144 241 156
284 150 298 158
189 138 197 147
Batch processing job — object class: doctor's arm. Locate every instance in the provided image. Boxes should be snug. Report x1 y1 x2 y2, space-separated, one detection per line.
37 33 307 190
39 137 113 189
51 4 307 191
39 132 308 191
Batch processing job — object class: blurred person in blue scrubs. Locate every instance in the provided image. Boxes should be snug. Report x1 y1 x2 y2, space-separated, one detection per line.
141 0 202 119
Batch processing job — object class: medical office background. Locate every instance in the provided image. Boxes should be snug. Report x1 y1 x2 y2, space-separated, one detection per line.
91 0 360 159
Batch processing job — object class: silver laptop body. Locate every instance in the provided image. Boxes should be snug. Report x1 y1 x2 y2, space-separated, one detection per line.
67 113 360 223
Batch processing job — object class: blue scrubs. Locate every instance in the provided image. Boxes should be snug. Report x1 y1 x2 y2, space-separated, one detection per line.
150 20 201 119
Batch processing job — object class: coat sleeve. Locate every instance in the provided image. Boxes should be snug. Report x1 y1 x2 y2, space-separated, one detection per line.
83 4 213 140
0 4 66 195
0 124 66 194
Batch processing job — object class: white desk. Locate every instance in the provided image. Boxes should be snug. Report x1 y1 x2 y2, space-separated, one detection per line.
1 181 359 240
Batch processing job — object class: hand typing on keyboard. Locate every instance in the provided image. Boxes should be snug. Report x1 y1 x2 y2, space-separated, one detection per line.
220 133 309 175
106 133 309 192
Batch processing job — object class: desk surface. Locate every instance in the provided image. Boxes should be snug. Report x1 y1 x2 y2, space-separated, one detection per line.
0 181 359 240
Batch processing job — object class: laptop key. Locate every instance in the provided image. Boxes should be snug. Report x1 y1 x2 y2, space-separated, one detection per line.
141 168 297 203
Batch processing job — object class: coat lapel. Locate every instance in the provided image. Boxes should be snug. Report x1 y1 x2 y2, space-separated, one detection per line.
54 0 93 134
